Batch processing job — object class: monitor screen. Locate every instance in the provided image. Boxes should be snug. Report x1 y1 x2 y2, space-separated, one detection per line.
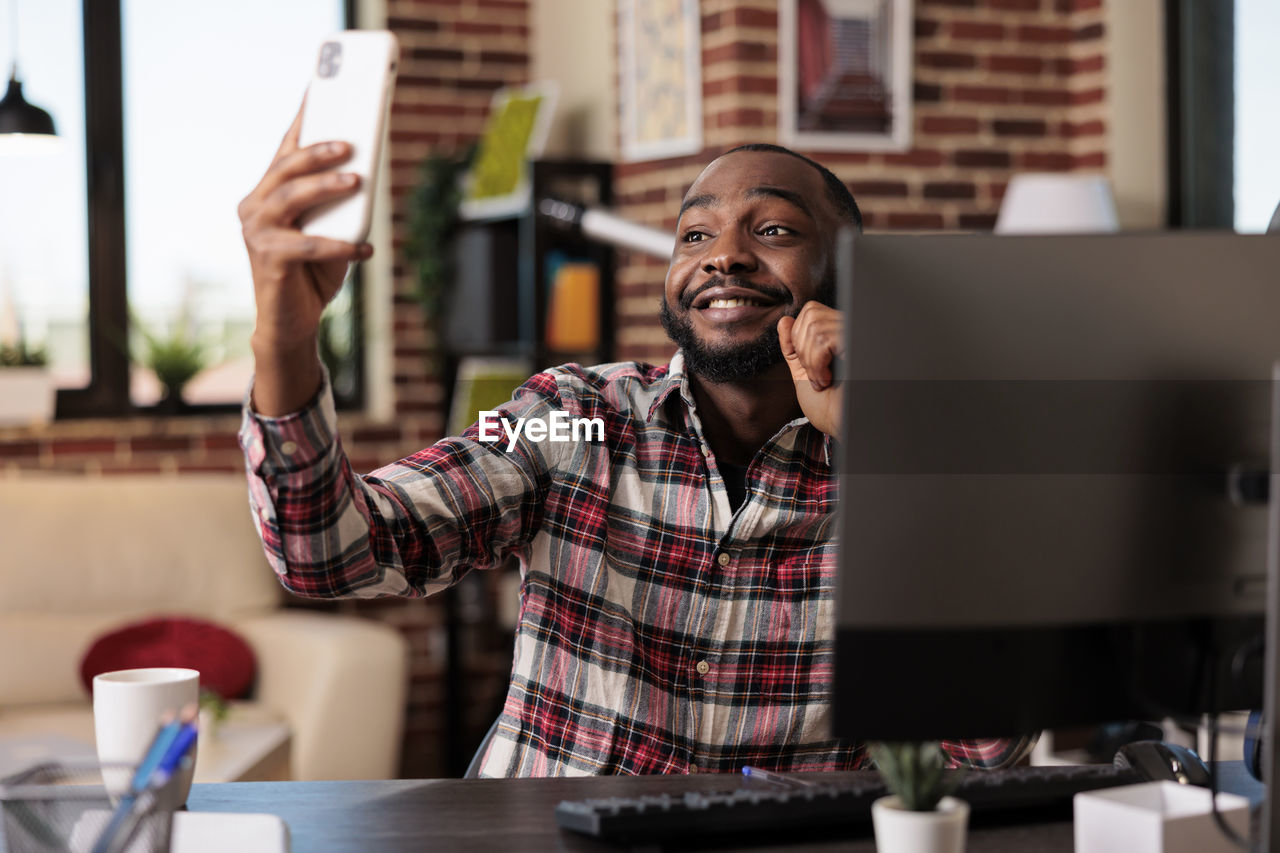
833 231 1280 741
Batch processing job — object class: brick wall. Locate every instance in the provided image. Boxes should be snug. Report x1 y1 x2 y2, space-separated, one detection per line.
0 0 1109 778
613 0 1108 365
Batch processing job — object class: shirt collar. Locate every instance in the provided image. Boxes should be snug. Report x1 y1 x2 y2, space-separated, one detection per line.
646 350 690 423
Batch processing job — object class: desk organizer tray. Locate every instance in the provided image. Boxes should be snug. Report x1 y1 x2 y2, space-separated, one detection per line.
0 761 183 853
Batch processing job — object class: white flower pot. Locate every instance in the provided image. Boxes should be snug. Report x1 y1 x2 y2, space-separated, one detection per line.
0 367 55 426
871 795 970 853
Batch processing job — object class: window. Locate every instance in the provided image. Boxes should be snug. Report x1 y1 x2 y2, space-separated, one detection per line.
1166 0 1280 231
0 0 355 417
1234 0 1280 232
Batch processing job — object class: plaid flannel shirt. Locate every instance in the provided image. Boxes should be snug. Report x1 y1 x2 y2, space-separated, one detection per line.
239 352 1034 776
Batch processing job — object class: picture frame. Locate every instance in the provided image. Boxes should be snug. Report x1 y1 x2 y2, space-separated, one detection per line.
778 0 914 152
460 83 559 221
618 0 703 163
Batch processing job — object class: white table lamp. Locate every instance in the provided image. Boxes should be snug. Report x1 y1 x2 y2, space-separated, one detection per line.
995 173 1119 234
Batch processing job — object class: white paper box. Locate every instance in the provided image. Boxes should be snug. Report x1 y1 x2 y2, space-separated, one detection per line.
1074 781 1250 853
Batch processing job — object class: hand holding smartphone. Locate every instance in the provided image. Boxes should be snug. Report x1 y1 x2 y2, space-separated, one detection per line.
297 30 399 244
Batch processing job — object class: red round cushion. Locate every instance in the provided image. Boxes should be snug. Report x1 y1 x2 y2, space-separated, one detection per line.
79 617 257 700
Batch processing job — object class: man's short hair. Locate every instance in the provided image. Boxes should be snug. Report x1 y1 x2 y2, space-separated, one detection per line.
722 143 863 231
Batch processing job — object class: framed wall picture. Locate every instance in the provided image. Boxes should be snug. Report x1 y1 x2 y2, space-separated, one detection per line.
779 0 914 151
618 0 703 162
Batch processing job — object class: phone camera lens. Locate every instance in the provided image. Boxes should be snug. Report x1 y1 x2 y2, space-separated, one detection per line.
317 41 342 78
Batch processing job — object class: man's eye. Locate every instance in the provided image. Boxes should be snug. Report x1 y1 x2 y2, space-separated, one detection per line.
760 225 793 236
682 230 707 243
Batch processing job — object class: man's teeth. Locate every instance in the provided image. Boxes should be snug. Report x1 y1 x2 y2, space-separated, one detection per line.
706 298 764 308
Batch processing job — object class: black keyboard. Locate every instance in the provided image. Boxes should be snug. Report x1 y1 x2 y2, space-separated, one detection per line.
555 763 1143 843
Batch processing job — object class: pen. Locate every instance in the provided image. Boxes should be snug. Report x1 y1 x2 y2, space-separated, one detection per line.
741 766 816 788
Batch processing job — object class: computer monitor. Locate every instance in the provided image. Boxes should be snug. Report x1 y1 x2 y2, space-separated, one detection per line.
832 231 1280 743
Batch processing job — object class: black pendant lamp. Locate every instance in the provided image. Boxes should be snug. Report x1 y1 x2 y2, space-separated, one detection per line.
0 69 56 136
0 0 56 139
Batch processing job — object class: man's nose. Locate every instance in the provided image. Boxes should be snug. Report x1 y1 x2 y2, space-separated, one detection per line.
702 230 758 275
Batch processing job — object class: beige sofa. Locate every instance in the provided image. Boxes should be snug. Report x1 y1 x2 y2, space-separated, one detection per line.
0 473 408 781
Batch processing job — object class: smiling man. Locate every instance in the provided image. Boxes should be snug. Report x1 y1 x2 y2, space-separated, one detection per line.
237 124 1034 775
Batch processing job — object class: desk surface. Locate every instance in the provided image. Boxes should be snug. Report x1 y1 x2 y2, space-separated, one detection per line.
186 763 1265 853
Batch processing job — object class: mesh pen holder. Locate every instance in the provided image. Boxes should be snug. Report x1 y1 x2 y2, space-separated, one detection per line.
0 760 187 853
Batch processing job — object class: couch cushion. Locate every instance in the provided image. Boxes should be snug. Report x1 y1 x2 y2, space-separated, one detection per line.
80 617 258 700
0 473 281 617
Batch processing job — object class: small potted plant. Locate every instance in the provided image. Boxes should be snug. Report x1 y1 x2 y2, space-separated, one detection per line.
0 338 55 426
869 741 968 853
133 313 210 413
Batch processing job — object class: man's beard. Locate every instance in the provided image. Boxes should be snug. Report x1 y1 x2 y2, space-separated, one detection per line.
660 273 836 383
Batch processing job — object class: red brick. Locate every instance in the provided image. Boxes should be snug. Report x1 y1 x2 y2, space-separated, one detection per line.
959 213 1000 230
848 180 910 198
883 149 947 167
1074 151 1107 168
353 427 405 444
0 441 40 458
1020 88 1072 106
951 21 1005 40
701 12 722 32
923 181 976 200
954 149 1012 168
992 118 1048 136
914 82 944 102
478 50 527 66
1071 88 1106 105
1056 0 1102 10
703 42 775 65
987 0 1040 9
1061 119 1106 138
919 51 979 69
986 55 1044 75
1076 22 1105 41
808 151 873 165
411 46 464 62
920 0 978 6
1020 152 1074 170
475 0 528 9
915 17 942 38
887 213 947 229
387 17 440 32
954 85 1014 104
129 436 193 453
202 434 241 452
714 108 767 128
922 116 981 134
726 7 777 28
50 439 117 456
704 76 775 97
392 103 468 118
1059 55 1105 74
1017 25 1073 43
453 21 506 35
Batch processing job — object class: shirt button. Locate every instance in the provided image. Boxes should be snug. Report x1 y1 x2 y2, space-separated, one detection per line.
696 660 710 675
716 552 731 567
701 444 712 457
280 440 299 455
688 764 700 773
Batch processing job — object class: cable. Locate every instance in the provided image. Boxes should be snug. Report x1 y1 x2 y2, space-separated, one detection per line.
1206 711 1252 849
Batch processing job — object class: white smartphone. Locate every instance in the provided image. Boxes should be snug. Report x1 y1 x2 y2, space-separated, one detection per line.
297 30 399 244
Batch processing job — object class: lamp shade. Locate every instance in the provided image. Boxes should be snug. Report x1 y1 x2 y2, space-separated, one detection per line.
0 73 56 136
995 173 1118 234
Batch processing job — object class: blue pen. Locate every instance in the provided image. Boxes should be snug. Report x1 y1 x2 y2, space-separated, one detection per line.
92 720 199 853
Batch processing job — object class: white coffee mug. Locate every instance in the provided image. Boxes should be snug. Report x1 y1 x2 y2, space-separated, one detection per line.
92 667 200 803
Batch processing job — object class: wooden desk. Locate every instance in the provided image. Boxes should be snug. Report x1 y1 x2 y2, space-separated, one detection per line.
186 764 1265 852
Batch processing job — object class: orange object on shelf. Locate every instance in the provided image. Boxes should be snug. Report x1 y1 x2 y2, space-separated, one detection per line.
546 262 600 353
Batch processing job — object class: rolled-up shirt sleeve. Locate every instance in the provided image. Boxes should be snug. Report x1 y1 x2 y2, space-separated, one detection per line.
238 370 566 601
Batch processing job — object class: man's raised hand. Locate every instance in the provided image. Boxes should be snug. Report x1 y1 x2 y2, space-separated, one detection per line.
778 302 843 438
237 102 371 416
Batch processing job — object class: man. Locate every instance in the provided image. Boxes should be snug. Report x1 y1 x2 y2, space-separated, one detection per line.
237 111 1033 776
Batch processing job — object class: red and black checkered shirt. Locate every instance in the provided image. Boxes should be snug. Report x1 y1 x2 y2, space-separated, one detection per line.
240 353 1034 776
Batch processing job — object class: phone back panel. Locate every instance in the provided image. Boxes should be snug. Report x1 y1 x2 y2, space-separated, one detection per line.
297 30 398 244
